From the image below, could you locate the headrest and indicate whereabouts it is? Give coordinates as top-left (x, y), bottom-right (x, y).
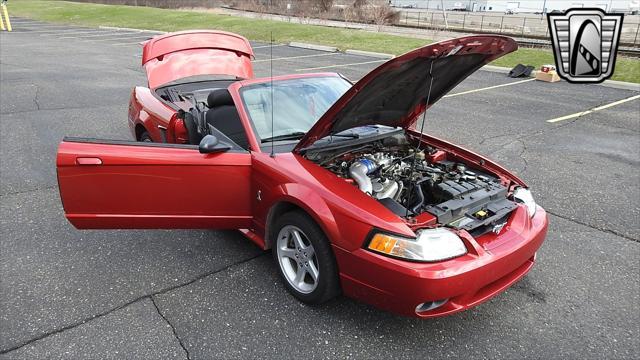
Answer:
top-left (207, 89), bottom-right (234, 108)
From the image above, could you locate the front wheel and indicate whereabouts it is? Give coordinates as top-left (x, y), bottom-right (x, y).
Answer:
top-left (140, 131), bottom-right (152, 142)
top-left (272, 211), bottom-right (340, 304)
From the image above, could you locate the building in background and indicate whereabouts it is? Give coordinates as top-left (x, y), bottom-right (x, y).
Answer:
top-left (391, 0), bottom-right (637, 13)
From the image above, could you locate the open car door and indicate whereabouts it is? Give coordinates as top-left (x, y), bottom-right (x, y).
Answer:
top-left (56, 138), bottom-right (251, 229)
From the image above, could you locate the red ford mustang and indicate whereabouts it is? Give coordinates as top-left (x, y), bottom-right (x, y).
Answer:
top-left (56, 30), bottom-right (548, 317)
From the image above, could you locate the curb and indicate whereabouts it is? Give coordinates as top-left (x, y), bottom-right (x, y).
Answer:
top-left (481, 65), bottom-right (512, 74)
top-left (480, 64), bottom-right (639, 91)
top-left (345, 49), bottom-right (395, 59)
top-left (601, 79), bottom-right (640, 91)
top-left (481, 64), bottom-right (539, 76)
top-left (288, 42), bottom-right (337, 52)
top-left (99, 26), bottom-right (166, 34)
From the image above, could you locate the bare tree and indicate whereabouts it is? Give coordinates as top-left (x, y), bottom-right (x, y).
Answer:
top-left (368, 1), bottom-right (399, 30)
top-left (317, 0), bottom-right (334, 12)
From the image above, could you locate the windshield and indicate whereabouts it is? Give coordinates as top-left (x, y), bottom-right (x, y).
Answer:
top-left (239, 76), bottom-right (351, 141)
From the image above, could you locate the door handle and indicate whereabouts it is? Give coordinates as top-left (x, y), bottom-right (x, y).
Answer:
top-left (76, 157), bottom-right (103, 165)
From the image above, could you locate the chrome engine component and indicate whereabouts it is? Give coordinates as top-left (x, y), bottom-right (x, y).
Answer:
top-left (323, 148), bottom-right (516, 233)
top-left (349, 158), bottom-right (376, 195)
top-left (309, 134), bottom-right (518, 236)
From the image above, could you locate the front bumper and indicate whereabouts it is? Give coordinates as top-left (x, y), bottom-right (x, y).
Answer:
top-left (334, 205), bottom-right (548, 317)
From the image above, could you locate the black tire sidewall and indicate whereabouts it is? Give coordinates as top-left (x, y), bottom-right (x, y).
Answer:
top-left (140, 132), bottom-right (152, 142)
top-left (272, 210), bottom-right (340, 304)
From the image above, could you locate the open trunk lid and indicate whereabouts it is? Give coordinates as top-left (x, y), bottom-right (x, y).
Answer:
top-left (142, 30), bottom-right (254, 89)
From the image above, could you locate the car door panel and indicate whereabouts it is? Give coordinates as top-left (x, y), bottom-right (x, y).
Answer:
top-left (57, 138), bottom-right (252, 229)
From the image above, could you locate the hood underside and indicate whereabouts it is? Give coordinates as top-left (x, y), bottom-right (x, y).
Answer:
top-left (294, 36), bottom-right (517, 152)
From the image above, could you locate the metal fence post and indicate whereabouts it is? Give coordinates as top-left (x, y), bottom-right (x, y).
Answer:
top-left (499, 16), bottom-right (504, 33)
top-left (417, 11), bottom-right (421, 27)
top-left (431, 12), bottom-right (434, 26)
top-left (480, 15), bottom-right (484, 30)
top-left (545, 22), bottom-right (549, 37)
top-left (522, 17), bottom-right (526, 35)
top-left (635, 23), bottom-right (639, 46)
top-left (405, 11), bottom-right (408, 25)
top-left (462, 13), bottom-right (466, 29)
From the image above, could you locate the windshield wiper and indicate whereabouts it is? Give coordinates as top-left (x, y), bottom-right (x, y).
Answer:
top-left (261, 132), bottom-right (306, 143)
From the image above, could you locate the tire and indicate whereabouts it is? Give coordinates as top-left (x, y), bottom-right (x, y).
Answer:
top-left (272, 210), bottom-right (340, 304)
top-left (140, 131), bottom-right (152, 142)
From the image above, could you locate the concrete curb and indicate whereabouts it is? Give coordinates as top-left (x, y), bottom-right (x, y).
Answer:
top-left (481, 65), bottom-right (512, 74)
top-left (480, 64), bottom-right (639, 91)
top-left (288, 42), bottom-right (337, 52)
top-left (345, 49), bottom-right (395, 59)
top-left (601, 79), bottom-right (640, 91)
top-left (99, 26), bottom-right (165, 34)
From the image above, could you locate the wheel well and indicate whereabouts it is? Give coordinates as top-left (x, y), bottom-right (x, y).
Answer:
top-left (135, 124), bottom-right (147, 141)
top-left (265, 201), bottom-right (304, 249)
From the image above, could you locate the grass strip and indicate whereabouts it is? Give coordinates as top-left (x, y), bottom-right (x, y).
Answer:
top-left (9, 0), bottom-right (640, 83)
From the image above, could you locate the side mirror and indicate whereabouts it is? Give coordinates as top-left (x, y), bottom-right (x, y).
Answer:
top-left (199, 135), bottom-right (230, 154)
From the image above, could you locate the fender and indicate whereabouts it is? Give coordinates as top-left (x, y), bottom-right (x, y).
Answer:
top-left (264, 183), bottom-right (342, 249)
top-left (131, 86), bottom-right (176, 142)
top-left (263, 182), bottom-right (399, 252)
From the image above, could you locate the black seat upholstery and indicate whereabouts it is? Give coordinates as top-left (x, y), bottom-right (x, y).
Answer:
top-left (206, 89), bottom-right (248, 149)
top-left (179, 110), bottom-right (202, 145)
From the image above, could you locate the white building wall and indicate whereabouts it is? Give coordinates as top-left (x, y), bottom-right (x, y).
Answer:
top-left (392, 0), bottom-right (633, 12)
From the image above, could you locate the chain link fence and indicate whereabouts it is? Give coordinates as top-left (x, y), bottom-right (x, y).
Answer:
top-left (398, 10), bottom-right (640, 46)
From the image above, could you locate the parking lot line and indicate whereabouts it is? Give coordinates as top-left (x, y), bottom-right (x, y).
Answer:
top-left (444, 78), bottom-right (536, 98)
top-left (39, 30), bottom-right (106, 36)
top-left (90, 34), bottom-right (154, 42)
top-left (295, 59), bottom-right (387, 71)
top-left (546, 94), bottom-right (640, 123)
top-left (253, 52), bottom-right (338, 63)
top-left (19, 28), bottom-right (97, 34)
top-left (113, 41), bottom-right (146, 46)
top-left (252, 44), bottom-right (286, 49)
top-left (58, 32), bottom-right (130, 39)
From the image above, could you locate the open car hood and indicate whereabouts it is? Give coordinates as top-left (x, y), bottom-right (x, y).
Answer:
top-left (293, 36), bottom-right (517, 152)
top-left (142, 30), bottom-right (254, 89)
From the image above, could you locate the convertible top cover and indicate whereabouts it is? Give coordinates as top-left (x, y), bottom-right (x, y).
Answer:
top-left (142, 30), bottom-right (255, 89)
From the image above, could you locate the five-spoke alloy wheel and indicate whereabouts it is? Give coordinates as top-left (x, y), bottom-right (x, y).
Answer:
top-left (272, 211), bottom-right (340, 304)
top-left (276, 225), bottom-right (319, 294)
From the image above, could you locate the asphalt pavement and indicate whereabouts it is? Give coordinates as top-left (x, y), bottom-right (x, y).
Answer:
top-left (1, 18), bottom-right (639, 359)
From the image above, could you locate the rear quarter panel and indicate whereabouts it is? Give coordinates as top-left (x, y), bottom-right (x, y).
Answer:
top-left (129, 87), bottom-right (175, 142)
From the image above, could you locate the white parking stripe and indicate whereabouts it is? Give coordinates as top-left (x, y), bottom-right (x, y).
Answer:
top-left (89, 34), bottom-right (154, 42)
top-left (39, 30), bottom-right (107, 36)
top-left (58, 32), bottom-right (138, 39)
top-left (444, 78), bottom-right (536, 98)
top-left (112, 41), bottom-right (146, 46)
top-left (295, 59), bottom-right (386, 71)
top-left (252, 44), bottom-right (286, 50)
top-left (15, 25), bottom-right (77, 31)
top-left (546, 95), bottom-right (640, 123)
top-left (253, 52), bottom-right (338, 63)
top-left (19, 28), bottom-right (97, 34)
top-left (17, 27), bottom-right (89, 32)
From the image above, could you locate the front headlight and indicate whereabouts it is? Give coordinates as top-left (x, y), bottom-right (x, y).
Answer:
top-left (513, 187), bottom-right (536, 218)
top-left (367, 228), bottom-right (467, 262)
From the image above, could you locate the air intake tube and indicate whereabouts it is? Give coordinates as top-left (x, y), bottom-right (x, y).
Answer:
top-left (349, 158), bottom-right (377, 195)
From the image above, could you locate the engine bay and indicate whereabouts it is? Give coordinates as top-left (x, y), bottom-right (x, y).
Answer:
top-left (305, 132), bottom-right (518, 236)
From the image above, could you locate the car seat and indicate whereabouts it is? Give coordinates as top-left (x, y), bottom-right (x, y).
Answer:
top-left (206, 89), bottom-right (248, 149)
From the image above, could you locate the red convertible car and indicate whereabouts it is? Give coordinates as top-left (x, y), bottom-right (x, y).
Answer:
top-left (56, 31), bottom-right (548, 317)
